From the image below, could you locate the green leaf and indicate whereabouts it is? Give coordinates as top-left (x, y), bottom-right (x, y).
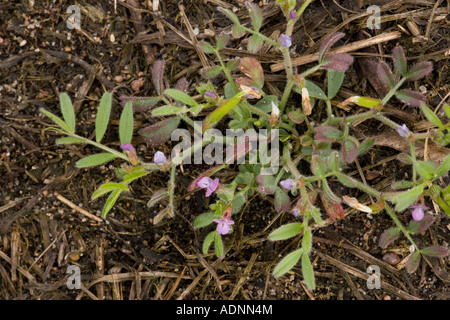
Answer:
top-left (420, 246), bottom-right (449, 258)
top-left (335, 172), bottom-right (357, 188)
top-left (406, 62), bottom-right (432, 81)
top-left (392, 180), bottom-right (415, 190)
top-left (311, 155), bottom-right (327, 176)
top-left (268, 223), bottom-right (303, 241)
top-left (119, 102), bottom-right (134, 145)
top-left (96, 92), bottom-right (113, 143)
top-left (273, 248), bottom-right (303, 278)
top-left (102, 188), bottom-right (123, 219)
top-left (194, 212), bottom-right (216, 229)
top-left (92, 182), bottom-right (129, 200)
top-left (216, 32), bottom-right (229, 51)
top-left (420, 104), bottom-right (444, 129)
top-left (302, 226), bottom-right (312, 254)
top-left (301, 254), bottom-right (315, 290)
top-left (151, 105), bottom-right (186, 116)
top-left (377, 61), bottom-right (395, 89)
top-left (246, 1), bottom-right (263, 31)
top-left (202, 231), bottom-right (216, 254)
top-left (322, 179), bottom-right (341, 203)
top-left (55, 137), bottom-right (85, 145)
top-left (123, 170), bottom-right (149, 184)
top-left (164, 89), bottom-right (198, 107)
top-left (202, 91), bottom-right (245, 133)
top-left (392, 46), bottom-right (407, 77)
top-left (274, 187), bottom-right (291, 212)
top-left (214, 232), bottom-right (224, 257)
top-left (232, 24), bottom-right (246, 38)
top-left (378, 227), bottom-right (401, 249)
top-left (40, 108), bottom-right (73, 134)
top-left (304, 81), bottom-right (327, 100)
top-left (357, 138), bottom-right (374, 156)
top-left (414, 161), bottom-right (438, 180)
top-left (59, 93), bottom-right (76, 133)
top-left (328, 151), bottom-right (340, 171)
top-left (436, 153), bottom-right (450, 178)
top-left (76, 153), bottom-right (117, 168)
top-left (406, 251), bottom-right (421, 273)
top-left (139, 117), bottom-right (181, 146)
top-left (387, 183), bottom-right (425, 212)
top-left (247, 34), bottom-right (264, 53)
top-left (407, 215), bottom-right (436, 234)
top-left (327, 70), bottom-right (345, 99)
top-left (314, 125), bottom-right (343, 142)
top-left (395, 90), bottom-right (426, 107)
top-left (147, 189), bottom-right (169, 209)
top-left (218, 7), bottom-right (241, 25)
top-left (197, 41), bottom-right (216, 54)
top-left (239, 57), bottom-right (265, 89)
top-left (444, 104), bottom-right (450, 118)
top-left (200, 66), bottom-right (223, 79)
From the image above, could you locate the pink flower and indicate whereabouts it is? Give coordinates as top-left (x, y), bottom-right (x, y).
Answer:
top-left (197, 177), bottom-right (219, 197)
top-left (213, 217), bottom-right (235, 235)
top-left (410, 204), bottom-right (429, 221)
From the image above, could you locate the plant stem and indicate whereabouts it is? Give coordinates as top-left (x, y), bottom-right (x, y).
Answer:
top-left (384, 203), bottom-right (419, 251)
top-left (73, 134), bottom-right (129, 161)
top-left (167, 164), bottom-right (176, 217)
top-left (216, 49), bottom-right (239, 92)
top-left (410, 142), bottom-right (417, 183)
top-left (241, 26), bottom-right (280, 48)
top-left (382, 78), bottom-right (406, 105)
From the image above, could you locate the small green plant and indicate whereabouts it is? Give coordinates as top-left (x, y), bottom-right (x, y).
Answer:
top-left (41, 0), bottom-right (449, 291)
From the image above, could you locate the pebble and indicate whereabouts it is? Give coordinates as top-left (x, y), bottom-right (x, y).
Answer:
top-left (114, 75), bottom-right (124, 83)
top-left (19, 39), bottom-right (27, 47)
top-left (382, 252), bottom-right (401, 266)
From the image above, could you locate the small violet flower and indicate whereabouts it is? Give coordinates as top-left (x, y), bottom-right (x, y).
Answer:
top-left (280, 178), bottom-right (294, 190)
top-left (292, 208), bottom-right (300, 217)
top-left (280, 34), bottom-right (292, 48)
top-left (213, 205), bottom-right (234, 235)
top-left (409, 204), bottom-right (429, 221)
top-left (154, 151), bottom-right (167, 165)
top-left (397, 124), bottom-right (409, 137)
top-left (289, 9), bottom-right (297, 19)
top-left (204, 91), bottom-right (216, 99)
top-left (213, 217), bottom-right (234, 235)
top-left (197, 177), bottom-right (219, 197)
top-left (121, 143), bottom-right (138, 166)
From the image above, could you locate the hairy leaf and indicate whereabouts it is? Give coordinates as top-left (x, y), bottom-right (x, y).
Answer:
top-left (379, 227), bottom-right (401, 249)
top-left (269, 223), bottom-right (303, 241)
top-left (95, 92), bottom-right (113, 143)
top-left (273, 248), bottom-right (303, 278)
top-left (139, 117), bottom-right (180, 146)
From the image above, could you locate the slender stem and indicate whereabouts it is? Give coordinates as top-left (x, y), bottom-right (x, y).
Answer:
top-left (279, 81), bottom-right (295, 112)
top-left (384, 204), bottom-right (419, 251)
top-left (299, 65), bottom-right (321, 78)
top-left (296, 0), bottom-right (315, 17)
top-left (241, 26), bottom-right (280, 48)
top-left (326, 99), bottom-right (333, 119)
top-left (168, 164), bottom-right (176, 217)
top-left (216, 49), bottom-right (238, 92)
top-left (382, 78), bottom-right (406, 105)
top-left (410, 142), bottom-right (417, 183)
top-left (325, 110), bottom-right (375, 125)
top-left (73, 134), bottom-right (129, 161)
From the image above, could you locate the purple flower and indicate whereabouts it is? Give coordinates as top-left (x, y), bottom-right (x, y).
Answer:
top-left (213, 217), bottom-right (235, 235)
top-left (280, 178), bottom-right (294, 190)
top-left (204, 91), bottom-right (216, 98)
top-left (289, 9), bottom-right (297, 19)
top-left (121, 143), bottom-right (138, 165)
top-left (292, 208), bottom-right (300, 217)
top-left (397, 124), bottom-right (409, 137)
top-left (120, 143), bottom-right (135, 153)
top-left (197, 177), bottom-right (219, 197)
top-left (280, 34), bottom-right (292, 48)
top-left (410, 204), bottom-right (429, 221)
top-left (154, 151), bottom-right (167, 164)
